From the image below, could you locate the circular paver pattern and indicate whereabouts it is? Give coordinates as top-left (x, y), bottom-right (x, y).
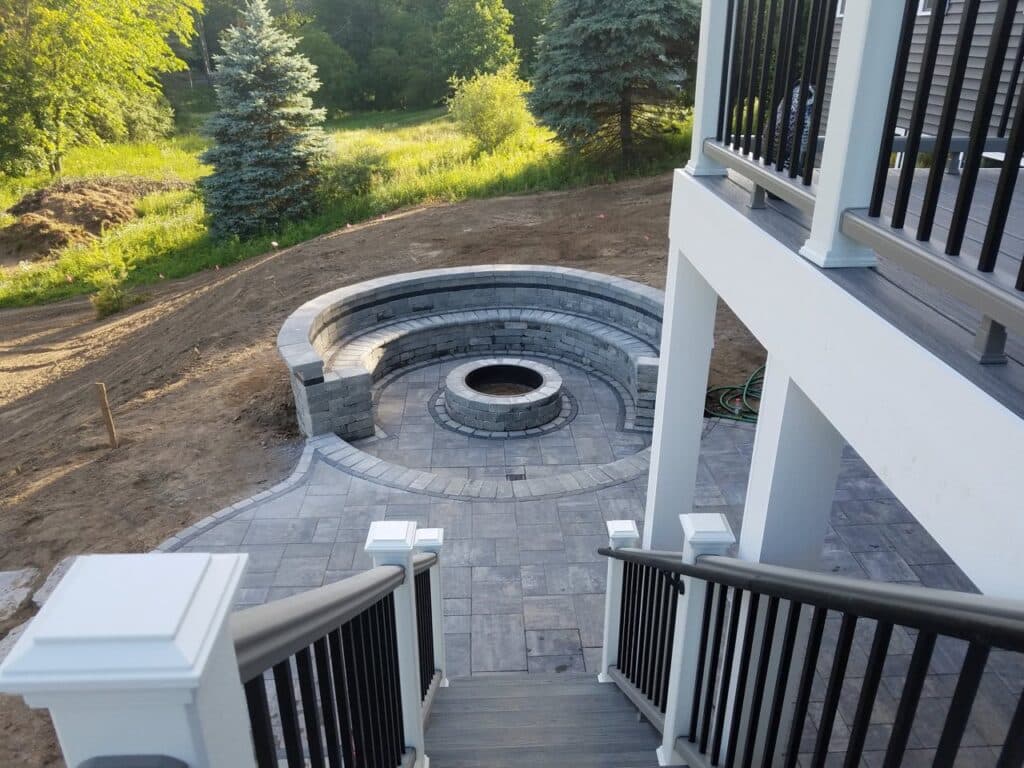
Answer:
top-left (444, 358), bottom-right (563, 433)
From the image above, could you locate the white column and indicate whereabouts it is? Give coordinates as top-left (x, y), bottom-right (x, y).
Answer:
top-left (366, 521), bottom-right (429, 768)
top-left (415, 527), bottom-right (449, 689)
top-left (799, 0), bottom-right (907, 268)
top-left (598, 520), bottom-right (641, 683)
top-left (658, 513), bottom-right (736, 767)
top-left (644, 245), bottom-right (719, 550)
top-left (685, 0), bottom-right (733, 177)
top-left (0, 553), bottom-right (254, 768)
top-left (739, 356), bottom-right (843, 569)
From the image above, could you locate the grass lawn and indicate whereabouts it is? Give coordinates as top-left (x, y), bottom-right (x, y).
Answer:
top-left (0, 109), bottom-right (690, 308)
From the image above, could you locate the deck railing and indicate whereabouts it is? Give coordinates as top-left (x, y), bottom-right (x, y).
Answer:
top-left (599, 514), bottom-right (1024, 768)
top-left (714, 0), bottom-right (838, 194)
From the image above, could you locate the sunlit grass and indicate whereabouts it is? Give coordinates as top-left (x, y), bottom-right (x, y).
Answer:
top-left (0, 109), bottom-right (690, 308)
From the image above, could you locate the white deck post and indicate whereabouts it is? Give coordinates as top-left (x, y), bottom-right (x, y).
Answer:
top-left (658, 513), bottom-right (736, 767)
top-left (415, 527), bottom-right (449, 689)
top-left (366, 520), bottom-right (429, 768)
top-left (644, 240), bottom-right (719, 549)
top-left (598, 520), bottom-right (641, 683)
top-left (0, 553), bottom-right (255, 768)
top-left (686, 0), bottom-right (732, 177)
top-left (798, 0), bottom-right (907, 268)
top-left (739, 356), bottom-right (844, 569)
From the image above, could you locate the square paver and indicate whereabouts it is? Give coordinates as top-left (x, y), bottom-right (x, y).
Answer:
top-left (472, 614), bottom-right (526, 672)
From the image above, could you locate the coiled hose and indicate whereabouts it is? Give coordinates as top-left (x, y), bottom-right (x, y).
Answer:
top-left (704, 365), bottom-right (764, 423)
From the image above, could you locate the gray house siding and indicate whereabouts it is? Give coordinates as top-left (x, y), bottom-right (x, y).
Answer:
top-left (823, 2), bottom-right (1023, 140)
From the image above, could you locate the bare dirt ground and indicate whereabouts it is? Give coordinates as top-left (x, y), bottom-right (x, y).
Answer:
top-left (0, 173), bottom-right (765, 766)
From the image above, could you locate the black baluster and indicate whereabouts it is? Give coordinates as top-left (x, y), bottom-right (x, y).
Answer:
top-left (296, 647), bottom-right (327, 768)
top-left (980, 82), bottom-right (1024, 272)
top-left (882, 631), bottom-right (935, 768)
top-left (995, 686), bottom-right (1024, 767)
top-left (718, 0), bottom-right (738, 142)
top-left (1000, 31), bottom-right (1024, 138)
top-left (313, 637), bottom-right (343, 768)
top-left (869, 0), bottom-right (918, 217)
top-left (700, 584), bottom-right (730, 753)
top-left (917, 0), bottom-right (981, 240)
top-left (754, 0), bottom-right (781, 160)
top-left (711, 589), bottom-right (745, 764)
top-left (373, 601), bottom-right (397, 768)
top-left (810, 614), bottom-right (857, 767)
top-left (385, 593), bottom-right (406, 760)
top-left (933, 643), bottom-right (991, 768)
top-left (734, 0), bottom-right (757, 150)
top-left (762, 601), bottom-right (801, 768)
top-left (782, 605), bottom-right (827, 768)
top-left (341, 621), bottom-right (368, 766)
top-left (274, 659), bottom-right (306, 767)
top-left (775, 0), bottom-right (805, 173)
top-left (843, 622), bottom-right (893, 768)
top-left (947, 0), bottom-right (1021, 257)
top-left (800, 0), bottom-right (839, 185)
top-left (788, 0), bottom-right (823, 179)
top-left (327, 630), bottom-right (357, 767)
top-left (690, 582), bottom-right (716, 743)
top-left (891, 0), bottom-right (948, 228)
top-left (740, 596), bottom-right (780, 768)
top-left (244, 676), bottom-right (278, 768)
top-left (724, 592), bottom-right (761, 768)
top-left (728, 0), bottom-right (749, 146)
top-left (742, 0), bottom-right (767, 156)
top-left (660, 578), bottom-right (678, 713)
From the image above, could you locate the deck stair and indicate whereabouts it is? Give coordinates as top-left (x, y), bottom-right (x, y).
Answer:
top-left (424, 673), bottom-right (663, 768)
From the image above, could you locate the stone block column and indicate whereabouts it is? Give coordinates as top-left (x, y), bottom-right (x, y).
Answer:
top-left (0, 553), bottom-right (255, 768)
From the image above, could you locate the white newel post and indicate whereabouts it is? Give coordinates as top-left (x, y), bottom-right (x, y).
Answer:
top-left (0, 553), bottom-right (255, 768)
top-left (685, 0), bottom-right (733, 177)
top-left (798, 0), bottom-right (907, 268)
top-left (598, 520), bottom-right (641, 683)
top-left (366, 521), bottom-right (429, 768)
top-left (658, 513), bottom-right (736, 768)
top-left (415, 527), bottom-right (449, 689)
top-left (644, 242), bottom-right (719, 550)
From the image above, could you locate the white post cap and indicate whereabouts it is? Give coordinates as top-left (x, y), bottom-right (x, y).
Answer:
top-left (0, 553), bottom-right (247, 696)
top-left (680, 513), bottom-right (736, 563)
top-left (365, 520), bottom-right (417, 567)
top-left (414, 527), bottom-right (444, 553)
top-left (606, 520), bottom-right (641, 549)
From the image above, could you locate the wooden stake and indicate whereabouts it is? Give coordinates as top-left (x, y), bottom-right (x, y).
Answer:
top-left (94, 382), bottom-right (119, 448)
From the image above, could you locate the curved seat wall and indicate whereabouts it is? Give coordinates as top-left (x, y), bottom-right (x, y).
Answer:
top-left (277, 267), bottom-right (664, 439)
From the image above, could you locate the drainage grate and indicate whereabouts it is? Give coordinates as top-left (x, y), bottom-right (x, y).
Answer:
top-left (506, 472), bottom-right (527, 481)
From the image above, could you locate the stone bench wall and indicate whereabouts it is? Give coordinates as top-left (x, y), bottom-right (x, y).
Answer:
top-left (278, 267), bottom-right (664, 439)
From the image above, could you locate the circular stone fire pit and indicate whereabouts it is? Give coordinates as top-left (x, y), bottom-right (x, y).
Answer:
top-left (444, 358), bottom-right (563, 432)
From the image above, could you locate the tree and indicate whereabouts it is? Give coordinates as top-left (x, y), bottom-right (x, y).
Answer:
top-left (200, 0), bottom-right (328, 238)
top-left (530, 0), bottom-right (700, 162)
top-left (448, 67), bottom-right (534, 151)
top-left (438, 0), bottom-right (519, 81)
top-left (504, 0), bottom-right (554, 74)
top-left (297, 26), bottom-right (358, 113)
top-left (0, 0), bottom-right (201, 176)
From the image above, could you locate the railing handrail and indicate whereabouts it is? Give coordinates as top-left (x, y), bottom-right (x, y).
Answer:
top-left (413, 551), bottom-right (438, 575)
top-left (599, 546), bottom-right (1024, 651)
top-left (231, 565), bottom-right (405, 681)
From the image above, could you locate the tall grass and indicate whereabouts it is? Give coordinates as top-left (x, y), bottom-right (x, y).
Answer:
top-left (0, 109), bottom-right (690, 308)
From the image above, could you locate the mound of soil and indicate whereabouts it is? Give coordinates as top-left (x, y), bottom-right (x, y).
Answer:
top-left (0, 177), bottom-right (189, 266)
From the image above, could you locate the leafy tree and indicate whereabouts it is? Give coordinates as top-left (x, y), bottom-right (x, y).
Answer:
top-left (200, 0), bottom-right (328, 238)
top-left (438, 0), bottom-right (519, 80)
top-left (505, 0), bottom-right (554, 74)
top-left (297, 26), bottom-right (358, 113)
top-left (530, 0), bottom-right (700, 162)
top-left (0, 0), bottom-right (201, 176)
top-left (448, 67), bottom-right (533, 151)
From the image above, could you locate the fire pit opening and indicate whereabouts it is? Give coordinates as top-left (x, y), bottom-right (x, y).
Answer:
top-left (465, 364), bottom-right (544, 396)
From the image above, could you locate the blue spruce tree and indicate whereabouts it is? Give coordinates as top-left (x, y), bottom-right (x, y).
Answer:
top-left (201, 0), bottom-right (328, 238)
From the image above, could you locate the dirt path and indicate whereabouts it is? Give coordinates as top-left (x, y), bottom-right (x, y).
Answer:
top-left (0, 173), bottom-right (765, 766)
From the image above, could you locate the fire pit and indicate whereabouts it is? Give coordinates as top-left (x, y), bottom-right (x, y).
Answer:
top-left (444, 358), bottom-right (563, 432)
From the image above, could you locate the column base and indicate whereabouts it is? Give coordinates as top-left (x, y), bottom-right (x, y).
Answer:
top-left (440, 677), bottom-right (450, 688)
top-left (799, 238), bottom-right (878, 269)
top-left (656, 744), bottom-right (683, 766)
top-left (685, 158), bottom-right (729, 178)
top-left (597, 672), bottom-right (613, 684)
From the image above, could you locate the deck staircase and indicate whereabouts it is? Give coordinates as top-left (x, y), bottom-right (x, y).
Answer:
top-left (424, 673), bottom-right (662, 768)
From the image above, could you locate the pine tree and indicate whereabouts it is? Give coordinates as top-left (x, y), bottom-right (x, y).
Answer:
top-left (438, 0), bottom-right (519, 80)
top-left (530, 0), bottom-right (699, 162)
top-left (201, 0), bottom-right (328, 238)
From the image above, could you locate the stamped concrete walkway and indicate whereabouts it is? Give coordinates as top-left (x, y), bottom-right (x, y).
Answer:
top-left (161, 354), bottom-right (1022, 764)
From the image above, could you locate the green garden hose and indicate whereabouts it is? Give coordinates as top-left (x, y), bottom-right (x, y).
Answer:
top-left (705, 365), bottom-right (764, 423)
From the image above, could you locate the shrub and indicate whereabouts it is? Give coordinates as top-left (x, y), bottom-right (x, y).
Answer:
top-left (90, 265), bottom-right (145, 318)
top-left (448, 68), bottom-right (533, 151)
